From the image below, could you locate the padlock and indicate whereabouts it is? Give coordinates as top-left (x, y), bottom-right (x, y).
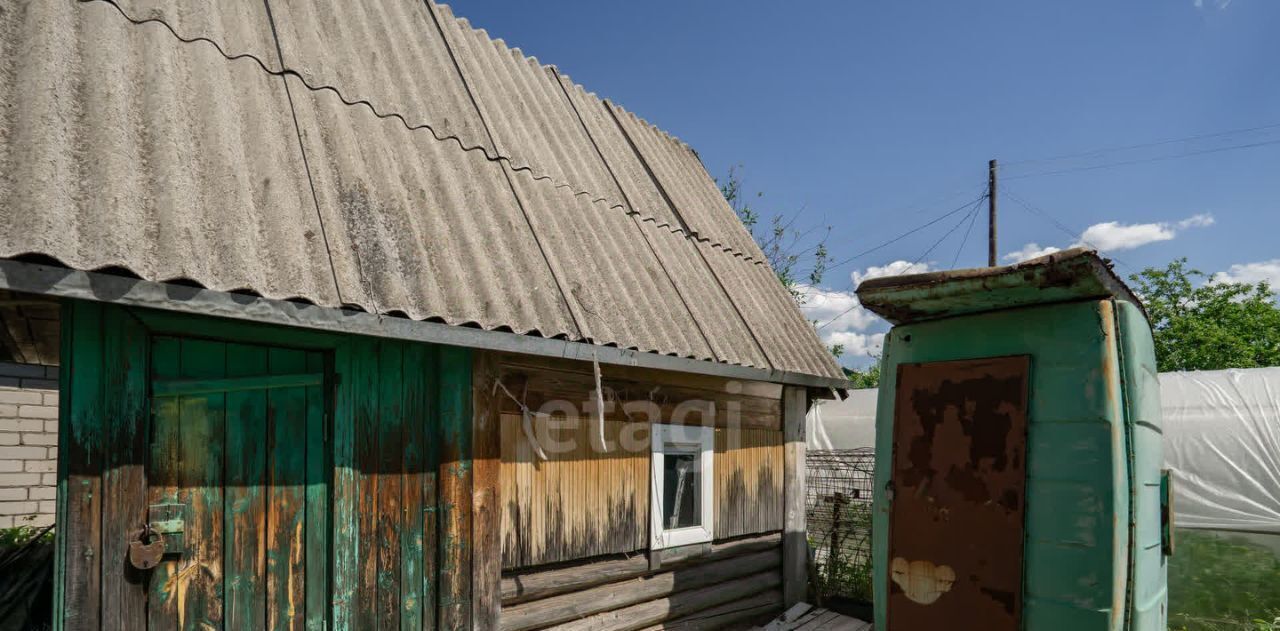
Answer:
top-left (128, 524), bottom-right (166, 570)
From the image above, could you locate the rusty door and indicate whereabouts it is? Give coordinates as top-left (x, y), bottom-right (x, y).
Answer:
top-left (887, 356), bottom-right (1030, 630)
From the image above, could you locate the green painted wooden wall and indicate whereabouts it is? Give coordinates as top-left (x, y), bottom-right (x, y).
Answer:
top-left (53, 300), bottom-right (477, 630)
top-left (871, 299), bottom-right (1163, 630)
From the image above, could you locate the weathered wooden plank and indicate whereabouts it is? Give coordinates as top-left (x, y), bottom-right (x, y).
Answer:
top-left (153, 372), bottom-right (324, 397)
top-left (493, 354), bottom-right (783, 401)
top-left (180, 338), bottom-right (228, 628)
top-left (500, 549), bottom-right (781, 631)
top-left (351, 341), bottom-right (381, 629)
top-left (331, 342), bottom-right (358, 629)
top-left (60, 301), bottom-right (103, 631)
top-left (304, 351), bottom-right (328, 631)
top-left (716, 428), bottom-right (785, 540)
top-left (132, 308), bottom-right (343, 349)
top-left (100, 306), bottom-right (149, 630)
top-left (635, 589), bottom-right (783, 631)
top-left (53, 302), bottom-right (71, 631)
top-left (794, 610), bottom-right (844, 631)
top-left (401, 343), bottom-right (429, 631)
top-left (438, 345), bottom-right (473, 630)
top-left (501, 554), bottom-right (647, 606)
top-left (267, 347), bottom-right (308, 631)
top-left (472, 352), bottom-right (502, 631)
top-left (376, 342), bottom-right (405, 630)
top-left (765, 604), bottom-right (823, 631)
top-left (493, 366), bottom-right (782, 431)
top-left (497, 413), bottom-right (649, 568)
top-left (552, 570), bottom-right (783, 631)
top-left (499, 527), bottom-right (778, 604)
top-left (420, 345), bottom-right (441, 631)
top-left (782, 386), bottom-right (808, 608)
top-left (512, 413), bottom-right (533, 569)
top-left (147, 336), bottom-right (182, 631)
top-left (499, 414), bottom-right (521, 569)
top-left (223, 343), bottom-right (269, 631)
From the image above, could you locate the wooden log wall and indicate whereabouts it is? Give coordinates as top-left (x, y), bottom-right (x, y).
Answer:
top-left (498, 534), bottom-right (785, 631)
top-left (492, 355), bottom-right (785, 569)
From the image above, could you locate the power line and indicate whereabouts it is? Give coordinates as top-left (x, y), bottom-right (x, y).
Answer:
top-left (826, 193), bottom-right (988, 270)
top-left (914, 203), bottom-right (981, 267)
top-left (1002, 121), bottom-right (1280, 167)
top-left (1005, 137), bottom-right (1280, 180)
top-left (817, 197), bottom-right (986, 331)
top-left (951, 201), bottom-right (983, 269)
top-left (999, 186), bottom-right (1134, 271)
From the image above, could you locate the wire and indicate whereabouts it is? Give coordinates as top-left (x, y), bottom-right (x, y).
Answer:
top-left (1000, 186), bottom-right (1080, 242)
top-left (999, 186), bottom-right (1133, 271)
top-left (816, 197), bottom-right (986, 331)
top-left (826, 193), bottom-right (988, 270)
top-left (1005, 137), bottom-right (1280, 180)
top-left (951, 200), bottom-right (983, 269)
top-left (913, 203), bottom-right (981, 266)
top-left (1002, 121), bottom-right (1280, 167)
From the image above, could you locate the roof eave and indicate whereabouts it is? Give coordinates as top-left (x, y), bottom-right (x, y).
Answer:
top-left (0, 259), bottom-right (853, 391)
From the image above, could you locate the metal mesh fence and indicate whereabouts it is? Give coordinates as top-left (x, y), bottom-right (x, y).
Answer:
top-left (807, 448), bottom-right (876, 604)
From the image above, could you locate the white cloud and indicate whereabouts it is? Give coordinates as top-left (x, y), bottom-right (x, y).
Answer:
top-left (1210, 260), bottom-right (1280, 287)
top-left (850, 260), bottom-right (933, 286)
top-left (799, 284), bottom-right (880, 334)
top-left (1194, 0), bottom-right (1233, 10)
top-left (1177, 213), bottom-right (1216, 230)
top-left (1002, 243), bottom-right (1062, 264)
top-left (1072, 213), bottom-right (1214, 252)
top-left (1075, 221), bottom-right (1176, 251)
top-left (801, 260), bottom-right (935, 363)
top-left (826, 331), bottom-right (886, 359)
top-left (1005, 213), bottom-right (1213, 263)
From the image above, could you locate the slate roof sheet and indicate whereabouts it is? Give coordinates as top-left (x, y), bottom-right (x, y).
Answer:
top-left (0, 0), bottom-right (842, 380)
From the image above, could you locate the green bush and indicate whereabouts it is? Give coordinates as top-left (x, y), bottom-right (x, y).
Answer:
top-left (0, 523), bottom-right (53, 547)
top-left (810, 500), bottom-right (874, 603)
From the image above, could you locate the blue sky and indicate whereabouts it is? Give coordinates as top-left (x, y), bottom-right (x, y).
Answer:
top-left (451, 0), bottom-right (1280, 367)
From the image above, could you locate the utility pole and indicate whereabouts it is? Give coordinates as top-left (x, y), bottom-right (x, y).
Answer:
top-left (988, 159), bottom-right (998, 266)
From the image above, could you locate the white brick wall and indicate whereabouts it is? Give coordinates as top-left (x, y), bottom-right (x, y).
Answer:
top-left (0, 361), bottom-right (58, 528)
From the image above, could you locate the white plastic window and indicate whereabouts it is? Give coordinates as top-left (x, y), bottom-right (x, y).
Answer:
top-left (650, 423), bottom-right (714, 549)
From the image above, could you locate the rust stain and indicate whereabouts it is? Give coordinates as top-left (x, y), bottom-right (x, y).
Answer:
top-left (1098, 300), bottom-right (1129, 630)
top-left (888, 356), bottom-right (1030, 631)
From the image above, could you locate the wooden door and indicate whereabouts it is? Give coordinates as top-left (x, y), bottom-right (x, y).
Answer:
top-left (146, 337), bottom-right (329, 630)
top-left (887, 356), bottom-right (1030, 631)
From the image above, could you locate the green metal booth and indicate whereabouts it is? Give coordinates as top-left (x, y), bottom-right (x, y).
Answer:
top-left (856, 248), bottom-right (1170, 631)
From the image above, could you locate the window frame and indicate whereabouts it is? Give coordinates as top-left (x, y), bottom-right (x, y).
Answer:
top-left (650, 423), bottom-right (715, 549)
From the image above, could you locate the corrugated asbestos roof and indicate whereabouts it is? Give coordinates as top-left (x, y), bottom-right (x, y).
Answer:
top-left (0, 0), bottom-right (843, 380)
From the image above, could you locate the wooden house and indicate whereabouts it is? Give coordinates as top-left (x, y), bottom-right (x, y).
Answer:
top-left (0, 0), bottom-right (849, 629)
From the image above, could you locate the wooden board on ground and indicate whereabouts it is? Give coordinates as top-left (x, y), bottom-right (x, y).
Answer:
top-left (756, 603), bottom-right (872, 631)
